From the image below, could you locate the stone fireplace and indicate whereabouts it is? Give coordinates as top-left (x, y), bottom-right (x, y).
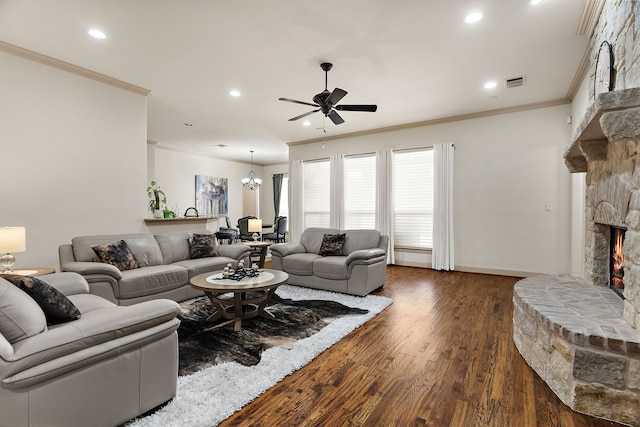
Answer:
top-left (513, 88), bottom-right (640, 426)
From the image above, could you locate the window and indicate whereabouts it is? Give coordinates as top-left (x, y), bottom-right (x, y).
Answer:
top-left (303, 160), bottom-right (330, 228)
top-left (344, 154), bottom-right (376, 229)
top-left (278, 176), bottom-right (289, 218)
top-left (393, 149), bottom-right (434, 248)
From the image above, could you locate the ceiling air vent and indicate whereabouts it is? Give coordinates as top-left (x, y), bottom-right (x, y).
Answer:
top-left (505, 76), bottom-right (525, 88)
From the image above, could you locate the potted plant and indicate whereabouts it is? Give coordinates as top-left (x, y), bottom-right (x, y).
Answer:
top-left (147, 180), bottom-right (167, 218)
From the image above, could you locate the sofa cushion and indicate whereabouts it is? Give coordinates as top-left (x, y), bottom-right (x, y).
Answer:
top-left (318, 233), bottom-right (346, 256)
top-left (3, 275), bottom-right (81, 325)
top-left (342, 229), bottom-right (382, 254)
top-left (117, 265), bottom-right (189, 299)
top-left (282, 253), bottom-right (323, 276)
top-left (300, 228), bottom-right (340, 254)
top-left (155, 230), bottom-right (217, 264)
top-left (72, 234), bottom-right (163, 267)
top-left (92, 240), bottom-right (141, 271)
top-left (173, 256), bottom-right (238, 279)
top-left (189, 234), bottom-right (218, 259)
top-left (0, 278), bottom-right (47, 343)
top-left (313, 256), bottom-right (349, 280)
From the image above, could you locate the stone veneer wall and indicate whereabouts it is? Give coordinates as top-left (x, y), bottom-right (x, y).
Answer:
top-left (513, 275), bottom-right (640, 426)
top-left (589, 0), bottom-right (640, 102)
top-left (512, 2), bottom-right (640, 425)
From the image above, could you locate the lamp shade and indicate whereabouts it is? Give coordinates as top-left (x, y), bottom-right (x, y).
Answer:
top-left (0, 227), bottom-right (26, 253)
top-left (248, 219), bottom-right (262, 233)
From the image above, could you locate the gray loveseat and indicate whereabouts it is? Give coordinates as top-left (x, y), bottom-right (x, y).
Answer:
top-left (59, 230), bottom-right (250, 305)
top-left (270, 228), bottom-right (388, 296)
top-left (0, 272), bottom-right (180, 427)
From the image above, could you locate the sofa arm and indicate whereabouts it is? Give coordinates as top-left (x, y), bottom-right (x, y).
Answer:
top-left (217, 244), bottom-right (251, 261)
top-left (37, 272), bottom-right (90, 296)
top-left (346, 248), bottom-right (386, 265)
top-left (2, 299), bottom-right (181, 388)
top-left (61, 261), bottom-right (123, 280)
top-left (270, 243), bottom-right (306, 258)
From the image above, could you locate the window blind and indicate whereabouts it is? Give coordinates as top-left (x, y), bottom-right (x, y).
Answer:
top-left (303, 160), bottom-right (330, 228)
top-left (344, 154), bottom-right (376, 229)
top-left (392, 149), bottom-right (434, 248)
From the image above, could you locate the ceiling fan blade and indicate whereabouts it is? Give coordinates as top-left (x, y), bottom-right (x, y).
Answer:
top-left (289, 109), bottom-right (320, 121)
top-left (326, 88), bottom-right (347, 106)
top-left (327, 110), bottom-right (345, 125)
top-left (335, 104), bottom-right (377, 112)
top-left (279, 97), bottom-right (319, 108)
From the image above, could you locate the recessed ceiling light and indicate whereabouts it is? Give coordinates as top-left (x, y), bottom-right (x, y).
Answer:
top-left (529, 0), bottom-right (542, 5)
top-left (88, 29), bottom-right (106, 40)
top-left (484, 81), bottom-right (497, 89)
top-left (230, 90), bottom-right (241, 97)
top-left (465, 12), bottom-right (483, 24)
top-left (303, 121), bottom-right (311, 126)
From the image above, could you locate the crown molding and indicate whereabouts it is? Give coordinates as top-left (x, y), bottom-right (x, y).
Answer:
top-left (0, 40), bottom-right (150, 96)
top-left (577, 0), bottom-right (605, 37)
top-left (287, 98), bottom-right (571, 147)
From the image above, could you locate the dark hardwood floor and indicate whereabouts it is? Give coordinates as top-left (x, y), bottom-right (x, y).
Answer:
top-left (220, 265), bottom-right (623, 427)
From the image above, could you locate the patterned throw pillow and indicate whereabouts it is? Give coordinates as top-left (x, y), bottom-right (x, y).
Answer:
top-left (4, 274), bottom-right (81, 325)
top-left (189, 233), bottom-right (219, 259)
top-left (318, 233), bottom-right (347, 256)
top-left (91, 240), bottom-right (140, 271)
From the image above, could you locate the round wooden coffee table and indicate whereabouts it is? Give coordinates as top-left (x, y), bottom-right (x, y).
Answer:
top-left (190, 269), bottom-right (289, 331)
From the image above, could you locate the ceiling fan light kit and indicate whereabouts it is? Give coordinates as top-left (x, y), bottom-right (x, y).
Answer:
top-left (279, 62), bottom-right (377, 125)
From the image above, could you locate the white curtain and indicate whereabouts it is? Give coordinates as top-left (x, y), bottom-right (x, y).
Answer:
top-left (290, 160), bottom-right (304, 243)
top-left (375, 149), bottom-right (394, 264)
top-left (433, 143), bottom-right (455, 270)
top-left (330, 154), bottom-right (344, 229)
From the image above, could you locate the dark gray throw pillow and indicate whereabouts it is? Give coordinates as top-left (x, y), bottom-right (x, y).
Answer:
top-left (318, 233), bottom-right (346, 256)
top-left (189, 233), bottom-right (219, 259)
top-left (92, 239), bottom-right (140, 271)
top-left (4, 274), bottom-right (81, 325)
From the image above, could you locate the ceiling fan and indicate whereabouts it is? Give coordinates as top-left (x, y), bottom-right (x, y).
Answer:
top-left (278, 62), bottom-right (377, 125)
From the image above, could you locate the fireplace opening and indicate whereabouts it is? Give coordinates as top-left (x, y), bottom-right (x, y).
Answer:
top-left (610, 226), bottom-right (626, 298)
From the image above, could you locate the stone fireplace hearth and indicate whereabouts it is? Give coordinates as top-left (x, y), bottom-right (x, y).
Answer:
top-left (513, 88), bottom-right (640, 426)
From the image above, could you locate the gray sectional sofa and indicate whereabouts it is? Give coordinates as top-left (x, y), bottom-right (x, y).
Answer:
top-left (270, 228), bottom-right (388, 296)
top-left (59, 230), bottom-right (251, 305)
top-left (0, 272), bottom-right (181, 427)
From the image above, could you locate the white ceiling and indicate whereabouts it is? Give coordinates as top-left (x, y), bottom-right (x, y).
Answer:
top-left (0, 0), bottom-right (589, 165)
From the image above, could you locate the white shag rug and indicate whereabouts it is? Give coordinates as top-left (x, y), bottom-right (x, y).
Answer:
top-left (127, 285), bottom-right (392, 427)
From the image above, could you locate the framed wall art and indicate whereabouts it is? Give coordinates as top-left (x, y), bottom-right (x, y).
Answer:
top-left (195, 175), bottom-right (228, 215)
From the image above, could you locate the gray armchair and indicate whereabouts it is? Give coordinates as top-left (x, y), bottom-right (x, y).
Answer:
top-left (0, 272), bottom-right (181, 427)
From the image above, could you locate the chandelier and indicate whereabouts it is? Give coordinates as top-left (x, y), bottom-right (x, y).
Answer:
top-left (241, 150), bottom-right (262, 191)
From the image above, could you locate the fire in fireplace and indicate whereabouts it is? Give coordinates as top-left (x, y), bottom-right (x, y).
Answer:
top-left (610, 226), bottom-right (625, 297)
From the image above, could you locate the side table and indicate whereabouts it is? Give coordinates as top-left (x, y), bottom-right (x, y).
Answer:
top-left (0, 267), bottom-right (55, 277)
top-left (241, 241), bottom-right (272, 268)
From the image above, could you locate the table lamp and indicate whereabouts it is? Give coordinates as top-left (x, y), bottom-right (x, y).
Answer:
top-left (0, 226), bottom-right (26, 273)
top-left (248, 219), bottom-right (262, 241)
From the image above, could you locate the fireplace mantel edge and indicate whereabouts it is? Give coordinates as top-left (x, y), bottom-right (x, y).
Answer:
top-left (564, 88), bottom-right (640, 173)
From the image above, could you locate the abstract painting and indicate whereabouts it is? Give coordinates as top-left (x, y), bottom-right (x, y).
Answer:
top-left (195, 175), bottom-right (228, 215)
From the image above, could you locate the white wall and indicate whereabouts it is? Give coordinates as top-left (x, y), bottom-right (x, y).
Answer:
top-left (148, 146), bottom-right (290, 230)
top-left (0, 51), bottom-right (148, 270)
top-left (289, 104), bottom-right (574, 276)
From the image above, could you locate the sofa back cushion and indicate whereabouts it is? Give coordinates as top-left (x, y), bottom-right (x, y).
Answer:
top-left (342, 230), bottom-right (382, 254)
top-left (0, 278), bottom-right (47, 343)
top-left (300, 228), bottom-right (340, 254)
top-left (72, 234), bottom-right (163, 267)
top-left (155, 230), bottom-right (215, 264)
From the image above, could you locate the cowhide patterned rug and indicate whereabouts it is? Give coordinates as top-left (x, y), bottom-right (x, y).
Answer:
top-left (178, 290), bottom-right (368, 375)
top-left (126, 285), bottom-right (392, 427)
